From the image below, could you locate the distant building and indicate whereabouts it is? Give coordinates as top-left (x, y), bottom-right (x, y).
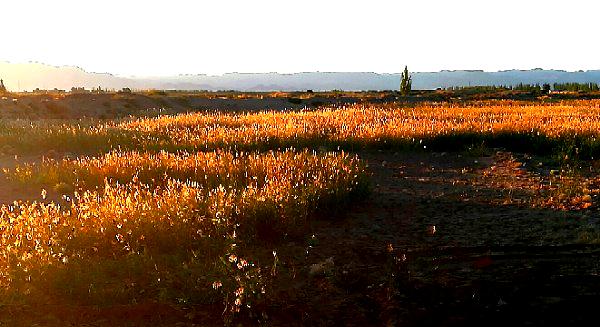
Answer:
top-left (33, 88), bottom-right (66, 95)
top-left (71, 87), bottom-right (89, 94)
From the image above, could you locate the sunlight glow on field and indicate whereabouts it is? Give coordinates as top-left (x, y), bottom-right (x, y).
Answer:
top-left (2, 100), bottom-right (600, 321)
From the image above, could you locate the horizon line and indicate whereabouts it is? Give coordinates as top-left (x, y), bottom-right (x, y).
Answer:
top-left (2, 60), bottom-right (600, 79)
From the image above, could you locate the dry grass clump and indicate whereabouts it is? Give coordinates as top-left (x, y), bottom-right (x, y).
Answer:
top-left (119, 101), bottom-right (600, 155)
top-left (0, 149), bottom-right (367, 312)
top-left (0, 120), bottom-right (136, 155)
top-left (3, 100), bottom-right (600, 156)
top-left (7, 149), bottom-right (364, 192)
top-left (475, 152), bottom-right (599, 210)
top-left (122, 101), bottom-right (600, 140)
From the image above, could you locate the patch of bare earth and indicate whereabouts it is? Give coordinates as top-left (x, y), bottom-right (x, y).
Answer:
top-left (265, 151), bottom-right (600, 326)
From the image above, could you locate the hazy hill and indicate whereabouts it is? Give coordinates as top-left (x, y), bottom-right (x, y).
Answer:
top-left (1, 62), bottom-right (600, 91)
top-left (0, 62), bottom-right (134, 91)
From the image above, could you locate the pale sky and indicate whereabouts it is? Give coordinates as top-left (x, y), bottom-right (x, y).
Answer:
top-left (1, 0), bottom-right (599, 77)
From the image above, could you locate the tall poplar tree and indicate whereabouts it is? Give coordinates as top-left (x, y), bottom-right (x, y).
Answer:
top-left (400, 66), bottom-right (412, 95)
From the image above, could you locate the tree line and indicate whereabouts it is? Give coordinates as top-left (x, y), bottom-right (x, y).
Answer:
top-left (445, 82), bottom-right (600, 93)
top-left (399, 67), bottom-right (600, 94)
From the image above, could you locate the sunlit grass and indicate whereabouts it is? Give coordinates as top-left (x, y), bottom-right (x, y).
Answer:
top-left (4, 101), bottom-right (600, 156)
top-left (3, 100), bottom-right (600, 321)
top-left (0, 149), bottom-right (367, 313)
top-left (120, 101), bottom-right (600, 155)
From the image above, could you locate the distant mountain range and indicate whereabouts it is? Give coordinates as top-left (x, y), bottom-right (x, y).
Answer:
top-left (1, 62), bottom-right (600, 92)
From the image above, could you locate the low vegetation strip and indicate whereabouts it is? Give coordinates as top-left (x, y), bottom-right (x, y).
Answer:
top-left (0, 149), bottom-right (367, 315)
top-left (3, 101), bottom-right (600, 157)
top-left (6, 149), bottom-right (366, 191)
top-left (119, 102), bottom-right (600, 156)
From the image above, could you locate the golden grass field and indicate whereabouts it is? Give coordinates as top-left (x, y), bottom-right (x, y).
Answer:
top-left (1, 99), bottom-right (600, 325)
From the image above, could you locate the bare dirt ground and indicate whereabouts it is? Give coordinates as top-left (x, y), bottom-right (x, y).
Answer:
top-left (265, 151), bottom-right (599, 326)
top-left (0, 150), bottom-right (598, 326)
